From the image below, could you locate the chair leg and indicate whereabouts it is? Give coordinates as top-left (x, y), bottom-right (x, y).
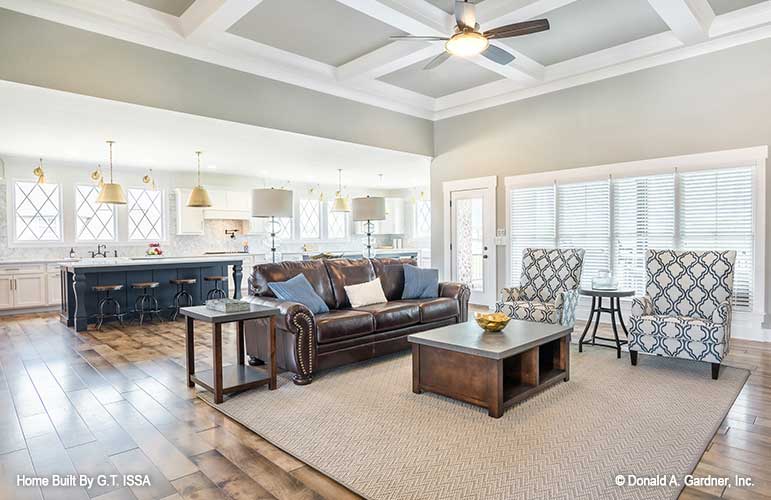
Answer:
top-left (630, 350), bottom-right (638, 366)
top-left (712, 362), bottom-right (720, 380)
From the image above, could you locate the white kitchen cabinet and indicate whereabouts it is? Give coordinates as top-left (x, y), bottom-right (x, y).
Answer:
top-left (14, 275), bottom-right (46, 308)
top-left (0, 278), bottom-right (12, 310)
top-left (246, 217), bottom-right (265, 235)
top-left (47, 272), bottom-right (62, 305)
top-left (176, 189), bottom-right (205, 235)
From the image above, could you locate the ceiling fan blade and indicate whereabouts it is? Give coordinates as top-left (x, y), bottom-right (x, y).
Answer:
top-left (424, 51), bottom-right (451, 70)
top-left (485, 19), bottom-right (550, 39)
top-left (390, 35), bottom-right (449, 41)
top-left (455, 0), bottom-right (477, 30)
top-left (481, 44), bottom-right (515, 65)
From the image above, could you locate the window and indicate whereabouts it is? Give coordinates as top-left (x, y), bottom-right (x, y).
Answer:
top-left (415, 199), bottom-right (431, 237)
top-left (271, 217), bottom-right (292, 240)
top-left (557, 180), bottom-right (610, 289)
top-left (327, 201), bottom-right (349, 239)
top-left (508, 165), bottom-right (756, 311)
top-left (128, 188), bottom-right (164, 240)
top-left (679, 167), bottom-right (754, 310)
top-left (509, 185), bottom-right (555, 284)
top-left (613, 174), bottom-right (675, 294)
top-left (14, 181), bottom-right (61, 241)
top-left (75, 185), bottom-right (116, 241)
top-left (299, 199), bottom-right (321, 239)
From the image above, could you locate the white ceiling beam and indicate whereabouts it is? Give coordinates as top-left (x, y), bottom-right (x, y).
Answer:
top-left (476, 0), bottom-right (580, 30)
top-left (179, 0), bottom-right (264, 40)
top-left (333, 0), bottom-right (454, 37)
top-left (646, 0), bottom-right (715, 44)
top-left (336, 42), bottom-right (445, 81)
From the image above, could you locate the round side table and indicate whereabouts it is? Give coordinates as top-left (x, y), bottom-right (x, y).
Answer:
top-left (577, 288), bottom-right (635, 359)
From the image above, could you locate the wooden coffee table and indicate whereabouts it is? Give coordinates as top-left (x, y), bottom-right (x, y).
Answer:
top-left (408, 320), bottom-right (572, 418)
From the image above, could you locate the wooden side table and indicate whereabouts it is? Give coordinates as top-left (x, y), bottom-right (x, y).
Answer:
top-left (180, 304), bottom-right (279, 403)
top-left (577, 288), bottom-right (635, 359)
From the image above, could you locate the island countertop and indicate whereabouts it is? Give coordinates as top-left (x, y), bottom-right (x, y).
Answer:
top-left (62, 255), bottom-right (245, 270)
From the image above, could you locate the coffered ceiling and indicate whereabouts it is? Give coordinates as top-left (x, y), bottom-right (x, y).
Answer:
top-left (2, 0), bottom-right (771, 120)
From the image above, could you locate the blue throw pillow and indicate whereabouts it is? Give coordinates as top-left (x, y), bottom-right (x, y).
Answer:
top-left (268, 274), bottom-right (329, 314)
top-left (402, 264), bottom-right (439, 299)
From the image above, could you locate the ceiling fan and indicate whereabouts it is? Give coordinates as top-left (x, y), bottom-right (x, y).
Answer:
top-left (390, 0), bottom-right (549, 69)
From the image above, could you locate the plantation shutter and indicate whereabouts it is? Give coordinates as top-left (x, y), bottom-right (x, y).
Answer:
top-left (679, 167), bottom-right (754, 311)
top-left (612, 174), bottom-right (675, 296)
top-left (557, 179), bottom-right (610, 289)
top-left (509, 185), bottom-right (555, 286)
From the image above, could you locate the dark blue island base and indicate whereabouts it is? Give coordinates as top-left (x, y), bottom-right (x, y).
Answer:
top-left (60, 258), bottom-right (244, 332)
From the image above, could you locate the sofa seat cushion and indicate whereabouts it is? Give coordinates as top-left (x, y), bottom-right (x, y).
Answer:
top-left (398, 298), bottom-right (459, 323)
top-left (356, 302), bottom-right (420, 332)
top-left (316, 310), bottom-right (375, 345)
top-left (497, 300), bottom-right (559, 324)
top-left (629, 315), bottom-right (726, 344)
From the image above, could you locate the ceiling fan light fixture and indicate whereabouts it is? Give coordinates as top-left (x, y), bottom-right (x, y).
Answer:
top-left (445, 31), bottom-right (488, 57)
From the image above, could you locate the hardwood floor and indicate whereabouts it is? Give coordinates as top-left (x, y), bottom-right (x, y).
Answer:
top-left (0, 312), bottom-right (769, 499)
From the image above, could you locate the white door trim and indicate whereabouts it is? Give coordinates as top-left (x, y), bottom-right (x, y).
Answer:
top-left (442, 176), bottom-right (497, 304)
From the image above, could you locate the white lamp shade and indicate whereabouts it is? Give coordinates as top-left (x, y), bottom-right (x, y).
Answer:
top-left (251, 188), bottom-right (293, 218)
top-left (352, 196), bottom-right (386, 221)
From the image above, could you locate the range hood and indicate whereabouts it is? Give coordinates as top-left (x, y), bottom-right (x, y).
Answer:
top-left (203, 208), bottom-right (250, 220)
top-left (202, 189), bottom-right (251, 220)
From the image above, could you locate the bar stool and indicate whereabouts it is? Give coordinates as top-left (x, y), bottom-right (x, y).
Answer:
top-left (131, 281), bottom-right (162, 326)
top-left (204, 276), bottom-right (227, 300)
top-left (91, 284), bottom-right (125, 330)
top-left (169, 277), bottom-right (196, 321)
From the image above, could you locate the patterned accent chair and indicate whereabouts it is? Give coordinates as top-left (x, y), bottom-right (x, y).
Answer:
top-left (495, 248), bottom-right (585, 327)
top-left (629, 249), bottom-right (736, 380)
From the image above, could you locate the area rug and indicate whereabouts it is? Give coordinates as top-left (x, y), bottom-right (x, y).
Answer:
top-left (200, 347), bottom-right (748, 500)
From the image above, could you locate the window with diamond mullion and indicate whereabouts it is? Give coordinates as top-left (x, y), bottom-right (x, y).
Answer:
top-left (14, 181), bottom-right (62, 241)
top-left (327, 201), bottom-right (348, 239)
top-left (415, 199), bottom-right (431, 237)
top-left (128, 188), bottom-right (164, 240)
top-left (76, 185), bottom-right (116, 241)
top-left (299, 199), bottom-right (320, 239)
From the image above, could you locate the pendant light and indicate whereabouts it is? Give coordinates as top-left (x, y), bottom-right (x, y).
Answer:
top-left (331, 169), bottom-right (351, 212)
top-left (97, 141), bottom-right (127, 205)
top-left (187, 151), bottom-right (212, 207)
top-left (32, 158), bottom-right (46, 184)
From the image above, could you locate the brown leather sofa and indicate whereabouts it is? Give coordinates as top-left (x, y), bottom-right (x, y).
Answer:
top-left (243, 258), bottom-right (470, 385)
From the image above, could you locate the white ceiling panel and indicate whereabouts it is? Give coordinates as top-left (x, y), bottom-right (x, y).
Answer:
top-left (0, 81), bottom-right (430, 188)
top-left (708, 0), bottom-right (767, 15)
top-left (501, 0), bottom-right (670, 65)
top-left (128, 0), bottom-right (195, 17)
top-left (423, 0), bottom-right (488, 14)
top-left (379, 55), bottom-right (503, 97)
top-left (228, 0), bottom-right (405, 66)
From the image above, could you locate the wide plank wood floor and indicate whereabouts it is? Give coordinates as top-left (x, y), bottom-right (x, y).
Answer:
top-left (0, 312), bottom-right (768, 499)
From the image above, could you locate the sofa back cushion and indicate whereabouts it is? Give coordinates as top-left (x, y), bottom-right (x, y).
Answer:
top-left (251, 260), bottom-right (336, 309)
top-left (519, 248), bottom-right (585, 303)
top-left (370, 257), bottom-right (417, 301)
top-left (324, 258), bottom-right (376, 309)
top-left (646, 249), bottom-right (736, 320)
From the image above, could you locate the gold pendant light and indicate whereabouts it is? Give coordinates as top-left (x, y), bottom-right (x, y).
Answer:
top-left (97, 141), bottom-right (127, 205)
top-left (33, 158), bottom-right (46, 184)
top-left (187, 151), bottom-right (212, 207)
top-left (331, 169), bottom-right (351, 212)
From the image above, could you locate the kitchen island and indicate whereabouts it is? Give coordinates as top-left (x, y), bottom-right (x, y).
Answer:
top-left (61, 256), bottom-right (244, 331)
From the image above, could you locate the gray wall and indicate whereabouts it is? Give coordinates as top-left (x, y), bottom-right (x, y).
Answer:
top-left (431, 38), bottom-right (771, 322)
top-left (0, 8), bottom-right (433, 157)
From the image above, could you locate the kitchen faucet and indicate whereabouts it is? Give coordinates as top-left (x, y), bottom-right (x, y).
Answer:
top-left (90, 244), bottom-right (108, 258)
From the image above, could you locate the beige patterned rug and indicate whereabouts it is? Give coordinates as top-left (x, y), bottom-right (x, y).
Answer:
top-left (200, 346), bottom-right (748, 500)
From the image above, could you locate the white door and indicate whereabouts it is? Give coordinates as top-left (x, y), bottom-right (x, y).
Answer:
top-left (47, 272), bottom-right (62, 305)
top-left (14, 274), bottom-right (46, 308)
top-left (0, 277), bottom-right (13, 310)
top-left (450, 188), bottom-right (496, 305)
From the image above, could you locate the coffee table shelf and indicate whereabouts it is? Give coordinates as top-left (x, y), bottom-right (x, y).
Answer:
top-left (191, 365), bottom-right (271, 396)
top-left (409, 320), bottom-right (572, 418)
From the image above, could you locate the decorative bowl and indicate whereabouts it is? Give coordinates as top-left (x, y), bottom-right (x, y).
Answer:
top-left (474, 312), bottom-right (511, 332)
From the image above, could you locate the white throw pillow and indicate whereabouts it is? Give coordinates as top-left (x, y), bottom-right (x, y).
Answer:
top-left (345, 278), bottom-right (387, 308)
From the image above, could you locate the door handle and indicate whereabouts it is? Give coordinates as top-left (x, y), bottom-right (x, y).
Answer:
top-left (483, 255), bottom-right (488, 259)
